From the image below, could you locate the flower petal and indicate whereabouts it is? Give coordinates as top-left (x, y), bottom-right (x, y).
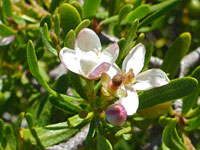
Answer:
top-left (106, 64), bottom-right (121, 79)
top-left (122, 43), bottom-right (146, 75)
top-left (59, 47), bottom-right (80, 74)
top-left (75, 28), bottom-right (101, 53)
top-left (79, 51), bottom-right (99, 77)
top-left (0, 36), bottom-right (15, 46)
top-left (88, 62), bottom-right (110, 79)
top-left (119, 90), bottom-right (139, 115)
top-left (100, 43), bottom-right (119, 63)
top-left (134, 69), bottom-right (170, 90)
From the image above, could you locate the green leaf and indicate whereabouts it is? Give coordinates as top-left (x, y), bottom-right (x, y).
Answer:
top-left (52, 74), bottom-right (69, 94)
top-left (83, 0), bottom-right (101, 18)
top-left (139, 0), bottom-right (179, 28)
top-left (4, 125), bottom-right (17, 150)
top-left (150, 0), bottom-right (179, 13)
top-left (0, 24), bottom-right (16, 37)
top-left (43, 23), bottom-right (51, 42)
top-left (64, 29), bottom-right (76, 49)
top-left (68, 112), bottom-right (93, 127)
top-left (40, 14), bottom-right (52, 30)
top-left (26, 40), bottom-right (55, 94)
top-left (71, 1), bottom-right (83, 18)
top-left (161, 32), bottom-right (191, 79)
top-left (2, 0), bottom-right (12, 17)
top-left (22, 122), bottom-right (79, 148)
top-left (133, 0), bottom-right (142, 7)
top-left (15, 112), bottom-right (25, 128)
top-left (126, 4), bottom-right (150, 24)
top-left (39, 27), bottom-right (58, 56)
top-left (0, 119), bottom-right (4, 143)
top-left (115, 127), bottom-right (131, 137)
top-left (99, 15), bottom-right (119, 26)
top-left (118, 4), bottom-right (133, 25)
top-left (138, 16), bottom-right (165, 32)
top-left (185, 115), bottom-right (200, 131)
top-left (12, 15), bottom-right (26, 25)
top-left (162, 119), bottom-right (186, 150)
top-left (75, 19), bottom-right (91, 35)
top-left (59, 3), bottom-right (81, 37)
top-left (85, 118), bottom-right (96, 145)
top-left (97, 133), bottom-right (113, 150)
top-left (49, 0), bottom-right (64, 13)
top-left (138, 77), bottom-right (198, 110)
top-left (69, 71), bottom-right (88, 100)
top-left (54, 14), bottom-right (60, 40)
top-left (182, 66), bottom-right (200, 115)
top-left (49, 95), bottom-right (82, 114)
top-left (117, 19), bottom-right (139, 64)
top-left (26, 41), bottom-right (81, 113)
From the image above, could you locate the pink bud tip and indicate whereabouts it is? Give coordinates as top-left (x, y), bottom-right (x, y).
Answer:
top-left (106, 103), bottom-right (127, 126)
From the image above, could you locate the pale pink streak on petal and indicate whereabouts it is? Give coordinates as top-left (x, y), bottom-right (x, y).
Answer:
top-left (133, 69), bottom-right (170, 91)
top-left (0, 36), bottom-right (15, 46)
top-left (88, 62), bottom-right (110, 80)
top-left (75, 28), bottom-right (101, 53)
top-left (122, 43), bottom-right (146, 76)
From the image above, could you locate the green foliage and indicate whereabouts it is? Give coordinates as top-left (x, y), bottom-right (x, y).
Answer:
top-left (1, 0), bottom-right (200, 149)
top-left (0, 24), bottom-right (16, 37)
top-left (64, 29), bottom-right (76, 48)
top-left (126, 5), bottom-right (150, 24)
top-left (22, 120), bottom-right (79, 148)
top-left (59, 3), bottom-right (81, 37)
top-left (97, 133), bottom-right (113, 150)
top-left (161, 32), bottom-right (191, 79)
top-left (83, 0), bottom-right (102, 18)
top-left (162, 119), bottom-right (187, 150)
top-left (138, 77), bottom-right (198, 110)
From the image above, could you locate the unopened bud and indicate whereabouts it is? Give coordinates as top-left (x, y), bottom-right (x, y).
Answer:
top-left (106, 103), bottom-right (127, 126)
top-left (112, 74), bottom-right (123, 87)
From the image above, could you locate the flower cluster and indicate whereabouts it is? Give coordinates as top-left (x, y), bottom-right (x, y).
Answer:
top-left (59, 28), bottom-right (170, 126)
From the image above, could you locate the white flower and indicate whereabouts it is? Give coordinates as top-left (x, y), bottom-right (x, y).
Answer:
top-left (0, 20), bottom-right (15, 46)
top-left (107, 43), bottom-right (170, 115)
top-left (59, 28), bottom-right (119, 80)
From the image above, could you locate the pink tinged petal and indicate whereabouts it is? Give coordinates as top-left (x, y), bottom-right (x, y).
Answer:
top-left (0, 36), bottom-right (15, 46)
top-left (106, 103), bottom-right (127, 126)
top-left (134, 69), bottom-right (170, 91)
top-left (79, 51), bottom-right (99, 78)
top-left (119, 90), bottom-right (139, 115)
top-left (106, 64), bottom-right (121, 79)
top-left (122, 43), bottom-right (146, 76)
top-left (59, 47), bottom-right (80, 74)
top-left (100, 43), bottom-right (119, 63)
top-left (88, 62), bottom-right (110, 80)
top-left (75, 28), bottom-right (101, 53)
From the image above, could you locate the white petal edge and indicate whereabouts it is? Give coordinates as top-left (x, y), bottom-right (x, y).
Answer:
top-left (75, 28), bottom-right (101, 53)
top-left (59, 47), bottom-right (80, 74)
top-left (106, 63), bottom-right (121, 79)
top-left (100, 43), bottom-right (119, 64)
top-left (119, 90), bottom-right (139, 115)
top-left (122, 43), bottom-right (146, 76)
top-left (134, 69), bottom-right (170, 91)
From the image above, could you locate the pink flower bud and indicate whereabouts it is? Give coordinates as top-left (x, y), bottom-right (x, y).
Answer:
top-left (106, 103), bottom-right (127, 126)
